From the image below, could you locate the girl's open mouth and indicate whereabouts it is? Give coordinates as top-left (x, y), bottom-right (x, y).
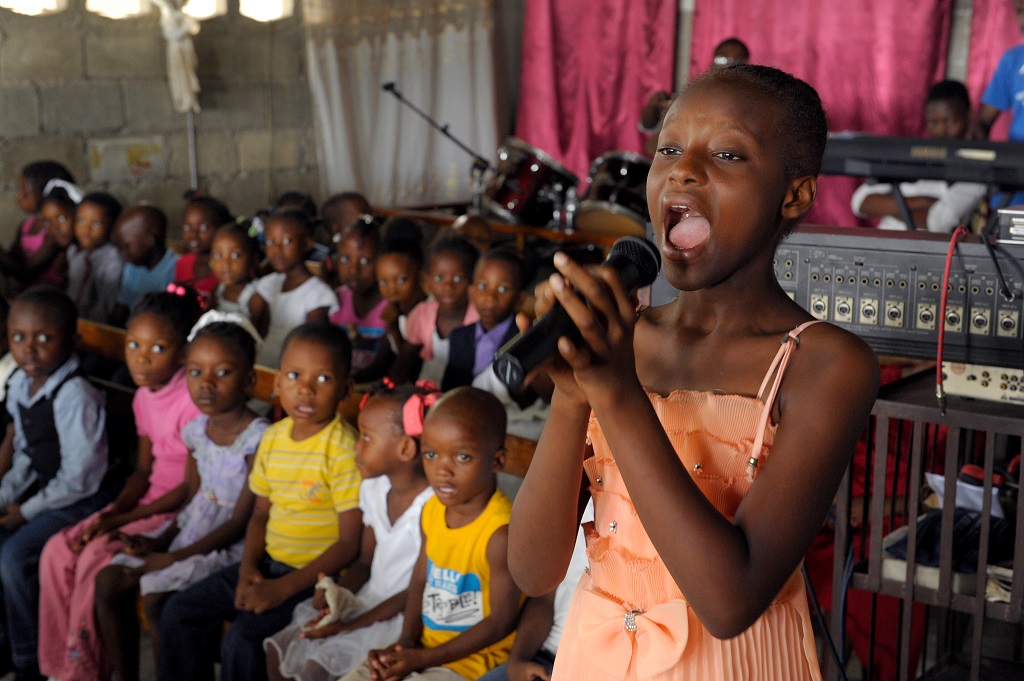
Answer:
top-left (665, 205), bottom-right (711, 250)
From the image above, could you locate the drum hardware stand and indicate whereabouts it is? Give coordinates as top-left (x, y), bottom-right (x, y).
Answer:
top-left (539, 184), bottom-right (560, 231)
top-left (381, 82), bottom-right (492, 210)
top-left (469, 159), bottom-right (489, 214)
top-left (535, 181), bottom-right (573, 233)
top-left (558, 185), bottom-right (578, 233)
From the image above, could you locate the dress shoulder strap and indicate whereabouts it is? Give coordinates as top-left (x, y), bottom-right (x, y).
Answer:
top-left (747, 320), bottom-right (822, 482)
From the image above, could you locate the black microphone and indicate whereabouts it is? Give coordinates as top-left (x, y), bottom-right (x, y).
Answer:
top-left (492, 236), bottom-right (661, 391)
top-left (382, 82), bottom-right (396, 92)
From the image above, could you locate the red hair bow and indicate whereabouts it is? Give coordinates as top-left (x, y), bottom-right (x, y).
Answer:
top-left (403, 380), bottom-right (441, 437)
top-left (166, 283), bottom-right (210, 311)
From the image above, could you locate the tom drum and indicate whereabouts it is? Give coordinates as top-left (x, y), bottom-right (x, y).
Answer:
top-left (574, 151), bottom-right (651, 237)
top-left (484, 138), bottom-right (579, 228)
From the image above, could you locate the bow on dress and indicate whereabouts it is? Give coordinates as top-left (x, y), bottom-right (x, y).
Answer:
top-left (576, 588), bottom-right (690, 680)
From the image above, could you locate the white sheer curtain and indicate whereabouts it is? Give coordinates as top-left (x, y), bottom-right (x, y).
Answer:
top-left (303, 0), bottom-right (499, 207)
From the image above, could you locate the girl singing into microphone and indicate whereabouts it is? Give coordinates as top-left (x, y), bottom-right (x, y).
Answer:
top-left (508, 65), bottom-right (879, 680)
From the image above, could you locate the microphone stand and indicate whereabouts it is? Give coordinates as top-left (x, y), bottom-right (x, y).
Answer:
top-left (381, 82), bottom-right (492, 212)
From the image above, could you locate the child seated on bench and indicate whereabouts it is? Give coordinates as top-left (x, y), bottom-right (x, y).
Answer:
top-left (38, 290), bottom-right (203, 681)
top-left (158, 323), bottom-right (362, 681)
top-left (0, 288), bottom-right (112, 679)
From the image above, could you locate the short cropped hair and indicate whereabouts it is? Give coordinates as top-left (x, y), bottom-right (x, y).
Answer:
top-left (186, 195), bottom-right (234, 229)
top-left (714, 37), bottom-right (750, 60)
top-left (378, 236), bottom-right (425, 270)
top-left (477, 247), bottom-right (526, 293)
top-left (268, 208), bottom-right (315, 237)
top-left (429, 234), bottom-right (479, 275)
top-left (322, 192), bottom-right (371, 227)
top-left (275, 191), bottom-right (317, 221)
top-left (691, 64), bottom-right (828, 179)
top-left (426, 386), bottom-right (506, 455)
top-left (13, 287), bottom-right (77, 338)
top-left (927, 80), bottom-right (971, 116)
top-left (121, 204), bottom-right (169, 242)
top-left (80, 192), bottom-right (123, 229)
top-left (281, 322), bottom-right (352, 377)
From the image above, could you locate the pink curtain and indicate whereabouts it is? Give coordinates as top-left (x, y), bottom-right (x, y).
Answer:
top-left (690, 0), bottom-right (952, 227)
top-left (514, 0), bottom-right (676, 182)
top-left (967, 0), bottom-right (1022, 141)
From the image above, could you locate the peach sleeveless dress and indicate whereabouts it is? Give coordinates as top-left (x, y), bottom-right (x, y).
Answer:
top-left (552, 321), bottom-right (822, 681)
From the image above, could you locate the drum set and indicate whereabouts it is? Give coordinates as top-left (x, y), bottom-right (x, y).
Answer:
top-left (377, 84), bottom-right (648, 237)
top-left (376, 83), bottom-right (647, 236)
top-left (482, 138), bottom-right (652, 238)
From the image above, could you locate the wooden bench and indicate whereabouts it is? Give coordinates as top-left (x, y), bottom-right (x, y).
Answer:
top-left (77, 319), bottom-right (126, 363)
top-left (501, 434), bottom-right (535, 479)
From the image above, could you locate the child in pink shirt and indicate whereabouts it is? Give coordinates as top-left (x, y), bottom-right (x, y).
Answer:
top-left (0, 161), bottom-right (76, 290)
top-left (330, 216), bottom-right (389, 381)
top-left (38, 291), bottom-right (204, 681)
top-left (396, 235), bottom-right (479, 385)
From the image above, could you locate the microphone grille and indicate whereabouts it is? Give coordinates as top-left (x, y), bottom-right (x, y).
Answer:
top-left (608, 237), bottom-right (661, 288)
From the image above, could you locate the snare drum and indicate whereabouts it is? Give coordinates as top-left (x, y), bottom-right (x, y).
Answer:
top-left (574, 151), bottom-right (651, 237)
top-left (484, 138), bottom-right (578, 227)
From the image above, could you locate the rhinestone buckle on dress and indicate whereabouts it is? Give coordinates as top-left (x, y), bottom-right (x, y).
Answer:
top-left (623, 609), bottom-right (641, 632)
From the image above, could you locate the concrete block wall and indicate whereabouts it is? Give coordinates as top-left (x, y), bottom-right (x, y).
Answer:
top-left (0, 2), bottom-right (319, 244)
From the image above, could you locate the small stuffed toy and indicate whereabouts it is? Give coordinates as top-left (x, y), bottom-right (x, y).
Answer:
top-left (303, 573), bottom-right (363, 630)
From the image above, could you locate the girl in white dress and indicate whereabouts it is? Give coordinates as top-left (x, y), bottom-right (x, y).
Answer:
top-left (209, 223), bottom-right (261, 321)
top-left (265, 383), bottom-right (436, 681)
top-left (250, 210), bottom-right (339, 367)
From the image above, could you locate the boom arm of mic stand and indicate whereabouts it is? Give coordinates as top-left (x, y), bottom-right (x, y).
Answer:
top-left (381, 82), bottom-right (492, 173)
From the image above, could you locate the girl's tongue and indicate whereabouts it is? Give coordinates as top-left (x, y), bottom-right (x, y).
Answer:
top-left (668, 214), bottom-right (711, 250)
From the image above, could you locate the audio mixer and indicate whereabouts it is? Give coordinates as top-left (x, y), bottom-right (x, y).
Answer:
top-left (774, 227), bottom-right (1024, 378)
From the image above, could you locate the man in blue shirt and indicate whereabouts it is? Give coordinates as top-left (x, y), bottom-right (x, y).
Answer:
top-left (971, 0), bottom-right (1024, 204)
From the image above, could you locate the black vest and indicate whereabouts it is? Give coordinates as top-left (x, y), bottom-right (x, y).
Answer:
top-left (441, 322), bottom-right (517, 392)
top-left (441, 322), bottom-right (538, 409)
top-left (18, 368), bottom-right (84, 491)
